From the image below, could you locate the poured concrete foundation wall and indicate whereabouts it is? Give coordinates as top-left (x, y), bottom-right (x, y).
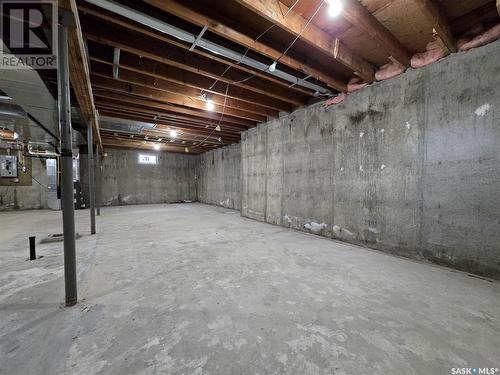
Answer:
top-left (80, 148), bottom-right (197, 206)
top-left (196, 143), bottom-right (241, 210)
top-left (238, 40), bottom-right (499, 279)
top-left (0, 157), bottom-right (48, 211)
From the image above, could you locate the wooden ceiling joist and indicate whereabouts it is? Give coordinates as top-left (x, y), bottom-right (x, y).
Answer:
top-left (341, 0), bottom-right (412, 67)
top-left (90, 62), bottom-right (279, 118)
top-left (77, 6), bottom-right (313, 99)
top-left (231, 0), bottom-right (375, 82)
top-left (96, 105), bottom-right (243, 139)
top-left (95, 98), bottom-right (247, 133)
top-left (414, 0), bottom-right (457, 52)
top-left (91, 75), bottom-right (267, 123)
top-left (144, 0), bottom-right (348, 91)
top-left (89, 49), bottom-right (293, 113)
top-left (93, 91), bottom-right (255, 128)
top-left (60, 0), bottom-right (102, 150)
top-left (98, 110), bottom-right (240, 142)
top-left (83, 28), bottom-right (307, 107)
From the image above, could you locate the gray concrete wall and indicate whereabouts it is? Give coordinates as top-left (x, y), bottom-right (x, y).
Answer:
top-left (196, 143), bottom-right (241, 210)
top-left (238, 40), bottom-right (500, 279)
top-left (0, 156), bottom-right (48, 210)
top-left (80, 148), bottom-right (197, 206)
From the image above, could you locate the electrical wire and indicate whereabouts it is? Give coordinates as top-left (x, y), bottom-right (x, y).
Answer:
top-left (194, 0), bottom-right (326, 150)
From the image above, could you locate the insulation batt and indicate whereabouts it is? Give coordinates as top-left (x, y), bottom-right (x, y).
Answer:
top-left (347, 77), bottom-right (368, 92)
top-left (375, 62), bottom-right (404, 81)
top-left (304, 222), bottom-right (327, 234)
top-left (324, 92), bottom-right (347, 107)
top-left (411, 41), bottom-right (446, 68)
top-left (457, 23), bottom-right (500, 51)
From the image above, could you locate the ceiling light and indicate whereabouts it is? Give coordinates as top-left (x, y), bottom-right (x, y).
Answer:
top-left (13, 132), bottom-right (19, 140)
top-left (169, 129), bottom-right (177, 138)
top-left (184, 147), bottom-right (189, 153)
top-left (153, 143), bottom-right (161, 150)
top-left (206, 99), bottom-right (214, 111)
top-left (218, 137), bottom-right (221, 142)
top-left (215, 125), bottom-right (221, 132)
top-left (269, 61), bottom-right (277, 72)
top-left (328, 0), bottom-right (343, 17)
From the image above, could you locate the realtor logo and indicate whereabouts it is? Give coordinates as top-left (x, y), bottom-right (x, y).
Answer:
top-left (0, 0), bottom-right (57, 69)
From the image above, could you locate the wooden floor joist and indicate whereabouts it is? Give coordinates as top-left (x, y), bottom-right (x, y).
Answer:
top-left (232, 0), bottom-right (375, 82)
top-left (91, 75), bottom-right (267, 123)
top-left (89, 50), bottom-right (293, 113)
top-left (144, 0), bottom-right (348, 91)
top-left (414, 0), bottom-right (457, 52)
top-left (341, 0), bottom-right (412, 67)
top-left (59, 0), bottom-right (102, 150)
top-left (77, 5), bottom-right (314, 98)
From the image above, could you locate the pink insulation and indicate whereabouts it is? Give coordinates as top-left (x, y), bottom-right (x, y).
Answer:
top-left (347, 77), bottom-right (368, 92)
top-left (375, 62), bottom-right (404, 81)
top-left (457, 23), bottom-right (500, 51)
top-left (324, 92), bottom-right (347, 107)
top-left (411, 41), bottom-right (447, 68)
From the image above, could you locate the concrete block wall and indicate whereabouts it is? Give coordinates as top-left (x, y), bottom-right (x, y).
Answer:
top-left (80, 148), bottom-right (197, 206)
top-left (210, 40), bottom-right (500, 279)
top-left (196, 143), bottom-right (241, 210)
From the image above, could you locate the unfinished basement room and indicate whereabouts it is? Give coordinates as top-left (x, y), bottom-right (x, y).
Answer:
top-left (1, 0), bottom-right (500, 374)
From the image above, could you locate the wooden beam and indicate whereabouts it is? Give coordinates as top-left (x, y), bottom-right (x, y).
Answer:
top-left (497, 0), bottom-right (500, 16)
top-left (82, 23), bottom-right (307, 107)
top-left (98, 110), bottom-right (241, 142)
top-left (95, 97), bottom-right (246, 132)
top-left (78, 6), bottom-right (312, 99)
top-left (89, 48), bottom-right (293, 112)
top-left (96, 103), bottom-right (243, 138)
top-left (91, 75), bottom-right (266, 122)
top-left (144, 0), bottom-right (350, 89)
top-left (93, 91), bottom-right (255, 128)
top-left (96, 104), bottom-right (242, 137)
top-left (231, 0), bottom-right (375, 82)
top-left (91, 61), bottom-right (279, 118)
top-left (59, 0), bottom-right (102, 150)
top-left (341, 0), bottom-right (412, 67)
top-left (414, 0), bottom-right (456, 52)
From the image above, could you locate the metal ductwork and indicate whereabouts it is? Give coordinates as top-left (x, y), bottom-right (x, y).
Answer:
top-left (84, 0), bottom-right (331, 95)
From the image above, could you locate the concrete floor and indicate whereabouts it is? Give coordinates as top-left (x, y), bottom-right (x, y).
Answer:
top-left (1, 203), bottom-right (499, 375)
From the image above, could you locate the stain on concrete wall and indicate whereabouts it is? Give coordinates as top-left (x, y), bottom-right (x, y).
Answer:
top-left (197, 143), bottom-right (241, 210)
top-left (80, 148), bottom-right (197, 206)
top-left (236, 40), bottom-right (500, 279)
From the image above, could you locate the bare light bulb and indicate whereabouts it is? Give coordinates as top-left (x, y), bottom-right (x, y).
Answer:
top-left (215, 125), bottom-right (221, 132)
top-left (153, 143), bottom-right (161, 150)
top-left (269, 61), bottom-right (277, 72)
top-left (169, 129), bottom-right (177, 138)
top-left (184, 147), bottom-right (189, 153)
top-left (328, 0), bottom-right (343, 17)
top-left (206, 99), bottom-right (214, 111)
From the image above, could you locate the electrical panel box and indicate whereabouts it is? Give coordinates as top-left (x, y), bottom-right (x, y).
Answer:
top-left (0, 155), bottom-right (18, 178)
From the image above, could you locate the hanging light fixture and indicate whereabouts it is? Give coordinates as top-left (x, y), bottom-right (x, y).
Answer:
top-left (185, 147), bottom-right (189, 153)
top-left (153, 143), bottom-right (161, 150)
top-left (215, 125), bottom-right (221, 132)
top-left (206, 99), bottom-right (215, 111)
top-left (328, 0), bottom-right (343, 17)
top-left (269, 61), bottom-right (277, 72)
top-left (169, 129), bottom-right (177, 138)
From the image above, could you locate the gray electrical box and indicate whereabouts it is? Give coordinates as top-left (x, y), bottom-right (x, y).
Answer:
top-left (0, 155), bottom-right (18, 177)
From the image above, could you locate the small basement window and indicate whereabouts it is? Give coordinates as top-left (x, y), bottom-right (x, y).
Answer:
top-left (138, 154), bottom-right (158, 165)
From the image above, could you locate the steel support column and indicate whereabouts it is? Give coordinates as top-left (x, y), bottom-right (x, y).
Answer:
top-left (95, 147), bottom-right (101, 216)
top-left (58, 22), bottom-right (77, 307)
top-left (87, 125), bottom-right (96, 234)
